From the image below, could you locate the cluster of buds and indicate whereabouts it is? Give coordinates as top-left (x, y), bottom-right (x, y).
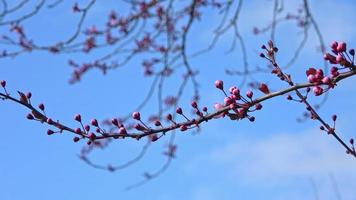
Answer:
top-left (214, 80), bottom-right (266, 122)
top-left (324, 41), bottom-right (355, 67)
top-left (306, 67), bottom-right (336, 96)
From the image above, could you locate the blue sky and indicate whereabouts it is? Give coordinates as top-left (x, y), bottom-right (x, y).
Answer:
top-left (0, 0), bottom-right (356, 199)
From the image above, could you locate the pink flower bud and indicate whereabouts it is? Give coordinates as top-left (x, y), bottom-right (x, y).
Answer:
top-left (214, 103), bottom-right (223, 110)
top-left (322, 76), bottom-right (331, 84)
top-left (75, 128), bottom-right (81, 134)
top-left (214, 80), bottom-right (224, 90)
top-left (26, 92), bottom-right (32, 99)
top-left (73, 137), bottom-right (80, 142)
top-left (224, 97), bottom-right (233, 105)
top-left (229, 86), bottom-right (237, 94)
top-left (191, 101), bottom-right (198, 108)
top-left (0, 80), bottom-right (6, 87)
top-left (246, 90), bottom-right (253, 98)
top-left (88, 133), bottom-right (96, 140)
top-left (330, 66), bottom-right (338, 74)
top-left (176, 107), bottom-right (183, 115)
top-left (74, 114), bottom-right (81, 122)
top-left (134, 123), bottom-right (146, 131)
top-left (47, 129), bottom-right (54, 135)
top-left (330, 41), bottom-right (338, 51)
top-left (111, 118), bottom-right (119, 126)
top-left (313, 86), bottom-right (323, 96)
top-left (255, 103), bottom-right (262, 110)
top-left (306, 68), bottom-right (316, 76)
top-left (336, 41), bottom-right (346, 52)
top-left (332, 114), bottom-right (337, 121)
top-left (308, 74), bottom-right (317, 83)
top-left (132, 112), bottom-right (141, 120)
top-left (119, 127), bottom-right (127, 135)
top-left (38, 103), bottom-right (45, 111)
top-left (46, 118), bottom-right (54, 124)
top-left (166, 114), bottom-right (172, 121)
top-left (237, 108), bottom-right (246, 118)
top-left (91, 119), bottom-right (98, 126)
top-left (85, 125), bottom-right (90, 132)
top-left (154, 120), bottom-right (161, 126)
top-left (27, 113), bottom-right (34, 120)
top-left (336, 54), bottom-right (343, 63)
top-left (180, 125), bottom-right (188, 131)
top-left (150, 134), bottom-right (158, 142)
top-left (316, 69), bottom-right (324, 78)
top-left (258, 83), bottom-right (270, 94)
top-left (232, 88), bottom-right (240, 96)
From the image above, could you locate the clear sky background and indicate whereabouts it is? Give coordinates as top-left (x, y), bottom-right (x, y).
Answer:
top-left (0, 0), bottom-right (356, 200)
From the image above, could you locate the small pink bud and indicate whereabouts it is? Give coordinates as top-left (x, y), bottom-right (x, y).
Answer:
top-left (336, 41), bottom-right (346, 52)
top-left (259, 53), bottom-right (265, 58)
top-left (74, 114), bottom-right (81, 122)
top-left (191, 101), bottom-right (198, 108)
top-left (349, 49), bottom-right (355, 56)
top-left (332, 114), bottom-right (337, 121)
top-left (134, 123), bottom-right (146, 131)
top-left (330, 66), bottom-right (338, 74)
top-left (316, 69), bottom-right (324, 78)
top-left (119, 127), bottom-right (127, 135)
top-left (150, 134), bottom-right (158, 142)
top-left (73, 137), bottom-right (80, 142)
top-left (224, 97), bottom-right (233, 105)
top-left (307, 74), bottom-right (317, 83)
top-left (306, 68), bottom-right (316, 76)
top-left (166, 114), bottom-right (172, 121)
top-left (111, 118), bottom-right (119, 126)
top-left (246, 90), bottom-right (253, 98)
top-left (237, 108), bottom-right (246, 118)
top-left (214, 103), bottom-right (223, 111)
top-left (336, 54), bottom-right (343, 63)
top-left (0, 80), bottom-right (6, 87)
top-left (91, 119), bottom-right (98, 126)
top-left (38, 103), bottom-right (45, 111)
top-left (46, 118), bottom-right (54, 124)
top-left (27, 113), bottom-right (34, 120)
top-left (47, 129), bottom-right (54, 135)
top-left (88, 133), bottom-right (96, 140)
top-left (75, 128), bottom-right (81, 134)
top-left (322, 76), bottom-right (331, 84)
top-left (255, 103), bottom-right (262, 110)
top-left (350, 138), bottom-right (354, 144)
top-left (202, 107), bottom-right (208, 112)
top-left (180, 125), bottom-right (188, 131)
top-left (258, 83), bottom-right (270, 94)
top-left (313, 86), bottom-right (323, 96)
top-left (229, 86), bottom-right (237, 94)
top-left (84, 125), bottom-right (90, 132)
top-left (249, 116), bottom-right (255, 122)
top-left (287, 95), bottom-right (292, 100)
top-left (320, 126), bottom-right (325, 131)
top-left (26, 92), bottom-right (32, 99)
top-left (154, 120), bottom-right (161, 126)
top-left (132, 112), bottom-right (141, 120)
top-left (176, 107), bottom-right (183, 115)
top-left (214, 80), bottom-right (224, 90)
top-left (232, 88), bottom-right (240, 96)
top-left (330, 41), bottom-right (338, 51)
